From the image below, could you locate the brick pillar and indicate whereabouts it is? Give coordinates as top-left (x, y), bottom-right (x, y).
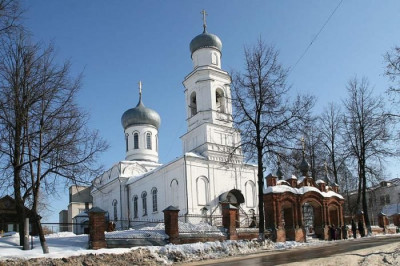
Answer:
top-left (356, 211), bottom-right (366, 237)
top-left (163, 206), bottom-right (180, 244)
top-left (378, 212), bottom-right (388, 228)
top-left (222, 203), bottom-right (238, 240)
top-left (392, 214), bottom-right (400, 227)
top-left (88, 207), bottom-right (107, 250)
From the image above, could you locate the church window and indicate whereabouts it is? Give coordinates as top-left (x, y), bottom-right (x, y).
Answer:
top-left (190, 92), bottom-right (197, 116)
top-left (196, 176), bottom-right (209, 206)
top-left (215, 88), bottom-right (225, 113)
top-left (146, 132), bottom-right (152, 150)
top-left (385, 194), bottom-right (390, 204)
top-left (125, 133), bottom-right (129, 151)
top-left (155, 134), bottom-right (158, 152)
top-left (245, 181), bottom-right (256, 208)
top-left (112, 199), bottom-right (118, 222)
top-left (133, 196), bottom-right (138, 218)
top-left (170, 179), bottom-right (179, 208)
top-left (152, 187), bottom-right (158, 212)
top-left (212, 52), bottom-right (217, 65)
top-left (142, 191), bottom-right (148, 216)
top-left (134, 132), bottom-right (139, 149)
top-left (380, 196), bottom-right (385, 205)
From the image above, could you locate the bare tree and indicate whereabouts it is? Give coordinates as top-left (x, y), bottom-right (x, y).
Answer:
top-left (342, 76), bottom-right (394, 235)
top-left (385, 47), bottom-right (400, 94)
top-left (231, 39), bottom-right (314, 240)
top-left (384, 47), bottom-right (400, 120)
top-left (301, 116), bottom-right (325, 180)
top-left (0, 0), bottom-right (22, 34)
top-left (319, 102), bottom-right (345, 184)
top-left (0, 31), bottom-right (108, 253)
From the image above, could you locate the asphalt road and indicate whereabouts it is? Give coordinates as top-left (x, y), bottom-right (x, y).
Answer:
top-left (200, 235), bottom-right (400, 266)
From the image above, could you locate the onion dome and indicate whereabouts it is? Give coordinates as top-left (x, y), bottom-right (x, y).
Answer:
top-left (190, 29), bottom-right (222, 55)
top-left (299, 157), bottom-right (310, 177)
top-left (121, 99), bottom-right (161, 130)
top-left (275, 161), bottom-right (283, 180)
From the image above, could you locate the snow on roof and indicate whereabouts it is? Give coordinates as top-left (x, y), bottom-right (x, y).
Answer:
top-left (297, 176), bottom-right (306, 184)
top-left (277, 180), bottom-right (290, 186)
top-left (316, 179), bottom-right (325, 184)
top-left (283, 174), bottom-right (297, 181)
top-left (264, 184), bottom-right (344, 199)
top-left (185, 152), bottom-right (206, 159)
top-left (382, 204), bottom-right (400, 216)
top-left (73, 212), bottom-right (88, 218)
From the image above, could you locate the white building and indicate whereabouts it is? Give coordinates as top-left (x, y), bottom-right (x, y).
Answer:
top-left (59, 185), bottom-right (92, 232)
top-left (91, 24), bottom-right (258, 229)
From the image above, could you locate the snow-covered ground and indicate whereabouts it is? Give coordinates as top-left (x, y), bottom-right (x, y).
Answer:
top-left (0, 230), bottom-right (398, 264)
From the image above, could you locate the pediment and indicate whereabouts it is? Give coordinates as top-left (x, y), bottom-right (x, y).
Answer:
top-left (121, 162), bottom-right (147, 177)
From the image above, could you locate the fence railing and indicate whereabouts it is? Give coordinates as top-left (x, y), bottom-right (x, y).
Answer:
top-left (40, 223), bottom-right (89, 235)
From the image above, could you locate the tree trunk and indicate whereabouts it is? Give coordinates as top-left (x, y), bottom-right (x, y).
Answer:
top-left (34, 216), bottom-right (49, 253)
top-left (356, 165), bottom-right (362, 214)
top-left (361, 160), bottom-right (372, 235)
top-left (257, 137), bottom-right (265, 241)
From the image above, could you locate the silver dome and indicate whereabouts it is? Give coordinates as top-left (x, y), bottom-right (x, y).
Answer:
top-left (121, 100), bottom-right (161, 129)
top-left (190, 30), bottom-right (222, 55)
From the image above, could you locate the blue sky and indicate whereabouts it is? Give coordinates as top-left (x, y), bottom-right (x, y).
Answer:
top-left (21, 1), bottom-right (400, 222)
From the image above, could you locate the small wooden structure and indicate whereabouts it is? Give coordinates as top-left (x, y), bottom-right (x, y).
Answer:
top-left (0, 195), bottom-right (39, 235)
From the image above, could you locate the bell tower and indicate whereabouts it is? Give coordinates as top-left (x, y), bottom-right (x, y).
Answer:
top-left (181, 12), bottom-right (243, 162)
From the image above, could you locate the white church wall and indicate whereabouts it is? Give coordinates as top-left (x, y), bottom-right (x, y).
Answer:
top-left (92, 177), bottom-right (123, 224)
top-left (184, 155), bottom-right (258, 216)
top-left (126, 157), bottom-right (187, 220)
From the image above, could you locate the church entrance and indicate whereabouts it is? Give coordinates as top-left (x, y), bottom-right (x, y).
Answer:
top-left (219, 189), bottom-right (245, 227)
top-left (301, 200), bottom-right (323, 239)
top-left (281, 201), bottom-right (296, 240)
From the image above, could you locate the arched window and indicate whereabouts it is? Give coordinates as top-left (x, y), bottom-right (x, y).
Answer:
top-left (141, 191), bottom-right (147, 216)
top-left (151, 187), bottom-right (158, 212)
top-left (133, 196), bottom-right (138, 218)
top-left (125, 133), bottom-right (129, 152)
top-left (112, 199), bottom-right (118, 221)
top-left (245, 181), bottom-right (256, 208)
top-left (155, 134), bottom-right (158, 152)
top-left (196, 176), bottom-right (209, 206)
top-left (134, 132), bottom-right (139, 149)
top-left (212, 52), bottom-right (217, 65)
top-left (146, 132), bottom-right (152, 150)
top-left (215, 88), bottom-right (225, 113)
top-left (190, 92), bottom-right (197, 116)
top-left (170, 179), bottom-right (179, 208)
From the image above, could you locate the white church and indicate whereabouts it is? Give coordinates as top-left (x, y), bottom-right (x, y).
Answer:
top-left (91, 21), bottom-right (258, 228)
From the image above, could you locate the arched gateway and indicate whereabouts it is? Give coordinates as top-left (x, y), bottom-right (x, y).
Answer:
top-left (264, 159), bottom-right (345, 242)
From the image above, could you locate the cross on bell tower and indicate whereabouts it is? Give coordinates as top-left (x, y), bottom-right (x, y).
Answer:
top-left (201, 9), bottom-right (208, 32)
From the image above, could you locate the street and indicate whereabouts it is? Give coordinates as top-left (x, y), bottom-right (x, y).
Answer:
top-left (193, 235), bottom-right (400, 266)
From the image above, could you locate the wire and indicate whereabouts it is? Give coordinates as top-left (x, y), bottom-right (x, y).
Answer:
top-left (288, 0), bottom-right (344, 75)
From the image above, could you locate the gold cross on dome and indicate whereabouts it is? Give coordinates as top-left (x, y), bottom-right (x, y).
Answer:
top-left (138, 81), bottom-right (142, 100)
top-left (201, 9), bottom-right (208, 32)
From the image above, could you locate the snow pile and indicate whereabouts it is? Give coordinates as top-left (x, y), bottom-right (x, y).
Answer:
top-left (105, 221), bottom-right (224, 239)
top-left (149, 239), bottom-right (274, 263)
top-left (178, 221), bottom-right (225, 235)
top-left (106, 228), bottom-right (167, 239)
top-left (2, 231), bottom-right (398, 264)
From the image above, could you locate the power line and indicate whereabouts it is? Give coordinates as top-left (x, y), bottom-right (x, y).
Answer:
top-left (288, 0), bottom-right (344, 75)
